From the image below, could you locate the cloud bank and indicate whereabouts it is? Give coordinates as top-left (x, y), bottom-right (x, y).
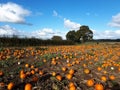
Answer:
top-left (0, 25), bottom-right (65, 39)
top-left (108, 13), bottom-right (120, 27)
top-left (0, 2), bottom-right (31, 25)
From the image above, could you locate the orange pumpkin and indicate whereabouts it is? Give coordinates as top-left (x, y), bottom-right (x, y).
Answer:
top-left (39, 70), bottom-right (44, 75)
top-left (69, 85), bottom-right (76, 90)
top-left (94, 83), bottom-right (104, 90)
top-left (101, 76), bottom-right (107, 82)
top-left (25, 64), bottom-right (29, 68)
top-left (97, 67), bottom-right (102, 71)
top-left (56, 75), bottom-right (62, 81)
top-left (109, 75), bottom-right (115, 80)
top-left (84, 69), bottom-right (90, 74)
top-left (66, 74), bottom-right (73, 80)
top-left (86, 79), bottom-right (94, 87)
top-left (62, 67), bottom-right (67, 72)
top-left (7, 82), bottom-right (14, 90)
top-left (24, 83), bottom-right (32, 90)
top-left (52, 72), bottom-right (56, 76)
top-left (69, 82), bottom-right (75, 87)
top-left (69, 69), bottom-right (75, 75)
top-left (20, 73), bottom-right (26, 79)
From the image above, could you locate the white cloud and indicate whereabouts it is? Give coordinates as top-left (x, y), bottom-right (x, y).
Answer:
top-left (31, 28), bottom-right (66, 39)
top-left (93, 30), bottom-right (120, 39)
top-left (0, 25), bottom-right (66, 39)
top-left (0, 2), bottom-right (31, 24)
top-left (0, 25), bottom-right (20, 36)
top-left (64, 18), bottom-right (81, 30)
top-left (53, 10), bottom-right (58, 16)
top-left (108, 13), bottom-right (120, 27)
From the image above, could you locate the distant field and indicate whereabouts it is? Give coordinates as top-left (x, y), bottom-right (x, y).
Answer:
top-left (0, 43), bottom-right (120, 90)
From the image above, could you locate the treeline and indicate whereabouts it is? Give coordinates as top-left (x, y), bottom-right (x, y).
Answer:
top-left (0, 37), bottom-right (74, 47)
top-left (89, 39), bottom-right (120, 42)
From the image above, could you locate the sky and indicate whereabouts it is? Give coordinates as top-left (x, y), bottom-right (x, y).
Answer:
top-left (0, 0), bottom-right (120, 39)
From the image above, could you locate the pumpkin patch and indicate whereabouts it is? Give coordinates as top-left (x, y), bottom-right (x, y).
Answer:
top-left (0, 43), bottom-right (120, 89)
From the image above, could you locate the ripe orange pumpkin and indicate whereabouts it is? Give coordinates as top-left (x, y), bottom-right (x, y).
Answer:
top-left (94, 83), bottom-right (104, 90)
top-left (66, 74), bottom-right (73, 80)
top-left (39, 70), bottom-right (44, 75)
top-left (69, 69), bottom-right (75, 75)
top-left (69, 85), bottom-right (76, 90)
top-left (62, 67), bottom-right (67, 72)
top-left (109, 75), bottom-right (115, 80)
top-left (24, 83), bottom-right (32, 90)
top-left (86, 79), bottom-right (94, 87)
top-left (56, 75), bottom-right (62, 81)
top-left (20, 73), bottom-right (26, 79)
top-left (7, 82), bottom-right (14, 90)
top-left (84, 69), bottom-right (90, 74)
top-left (69, 82), bottom-right (75, 87)
top-left (25, 64), bottom-right (29, 68)
top-left (52, 72), bottom-right (56, 76)
top-left (101, 76), bottom-right (107, 82)
top-left (97, 67), bottom-right (102, 71)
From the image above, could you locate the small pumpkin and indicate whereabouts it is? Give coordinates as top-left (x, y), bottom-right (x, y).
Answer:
top-left (109, 75), bottom-right (115, 80)
top-left (52, 72), bottom-right (56, 76)
top-left (84, 69), bottom-right (90, 74)
top-left (86, 79), bottom-right (94, 87)
top-left (56, 75), bottom-right (62, 81)
top-left (20, 73), bottom-right (26, 79)
top-left (66, 74), bottom-right (73, 80)
top-left (62, 67), bottom-right (67, 72)
top-left (25, 64), bottom-right (29, 68)
top-left (7, 82), bottom-right (14, 90)
top-left (94, 83), bottom-right (104, 90)
top-left (39, 70), bottom-right (44, 75)
top-left (69, 85), bottom-right (76, 90)
top-left (97, 67), bottom-right (102, 71)
top-left (24, 83), bottom-right (32, 90)
top-left (69, 69), bottom-right (75, 75)
top-left (101, 76), bottom-right (107, 82)
top-left (31, 70), bottom-right (35, 75)
top-left (69, 82), bottom-right (74, 87)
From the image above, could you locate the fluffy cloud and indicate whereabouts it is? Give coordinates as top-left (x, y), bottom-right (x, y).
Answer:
top-left (64, 18), bottom-right (81, 30)
top-left (93, 30), bottom-right (120, 39)
top-left (0, 25), bottom-right (65, 39)
top-left (31, 28), bottom-right (65, 39)
top-left (0, 25), bottom-right (20, 36)
top-left (0, 2), bottom-right (31, 24)
top-left (108, 13), bottom-right (120, 27)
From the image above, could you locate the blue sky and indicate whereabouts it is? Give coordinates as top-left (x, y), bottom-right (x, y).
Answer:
top-left (0, 0), bottom-right (120, 39)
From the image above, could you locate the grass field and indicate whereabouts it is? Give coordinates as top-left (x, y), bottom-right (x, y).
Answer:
top-left (0, 42), bottom-right (120, 90)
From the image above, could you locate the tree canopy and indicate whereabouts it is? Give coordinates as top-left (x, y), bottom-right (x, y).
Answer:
top-left (51, 36), bottom-right (63, 41)
top-left (66, 25), bottom-right (93, 42)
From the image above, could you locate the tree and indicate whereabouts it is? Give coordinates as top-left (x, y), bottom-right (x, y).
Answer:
top-left (66, 25), bottom-right (93, 43)
top-left (77, 25), bottom-right (93, 42)
top-left (66, 30), bottom-right (77, 42)
top-left (51, 36), bottom-right (62, 41)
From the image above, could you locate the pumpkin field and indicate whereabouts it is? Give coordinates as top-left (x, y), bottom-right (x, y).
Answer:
top-left (0, 42), bottom-right (120, 90)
